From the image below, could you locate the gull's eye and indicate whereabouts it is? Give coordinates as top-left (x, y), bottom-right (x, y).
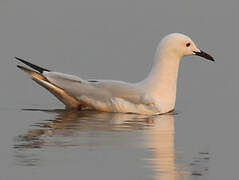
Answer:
top-left (186, 42), bottom-right (191, 47)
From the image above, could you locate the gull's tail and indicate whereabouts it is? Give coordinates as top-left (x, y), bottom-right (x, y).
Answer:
top-left (17, 65), bottom-right (48, 80)
top-left (16, 59), bottom-right (80, 109)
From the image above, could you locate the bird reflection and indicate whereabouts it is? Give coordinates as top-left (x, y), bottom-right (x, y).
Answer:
top-left (14, 109), bottom-right (208, 179)
top-left (14, 109), bottom-right (154, 149)
top-left (144, 114), bottom-right (188, 180)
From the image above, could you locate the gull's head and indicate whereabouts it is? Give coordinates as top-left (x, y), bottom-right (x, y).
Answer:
top-left (159, 33), bottom-right (214, 61)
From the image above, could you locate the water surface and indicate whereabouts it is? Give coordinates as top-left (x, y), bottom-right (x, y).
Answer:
top-left (9, 109), bottom-right (209, 180)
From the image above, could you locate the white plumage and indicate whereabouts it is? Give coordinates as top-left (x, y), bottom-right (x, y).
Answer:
top-left (16, 33), bottom-right (214, 115)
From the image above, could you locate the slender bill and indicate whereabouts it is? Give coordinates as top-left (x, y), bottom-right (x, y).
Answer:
top-left (194, 50), bottom-right (215, 62)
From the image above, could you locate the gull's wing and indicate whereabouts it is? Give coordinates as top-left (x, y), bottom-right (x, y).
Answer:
top-left (44, 71), bottom-right (157, 114)
top-left (43, 71), bottom-right (148, 105)
top-left (16, 57), bottom-right (157, 114)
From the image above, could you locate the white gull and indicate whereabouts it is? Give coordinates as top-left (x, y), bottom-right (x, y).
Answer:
top-left (16, 33), bottom-right (214, 115)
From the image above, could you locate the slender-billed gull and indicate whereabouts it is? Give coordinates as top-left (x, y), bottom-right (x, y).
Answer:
top-left (16, 33), bottom-right (214, 115)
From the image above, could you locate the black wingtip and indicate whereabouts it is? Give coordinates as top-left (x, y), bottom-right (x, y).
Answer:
top-left (15, 57), bottom-right (50, 73)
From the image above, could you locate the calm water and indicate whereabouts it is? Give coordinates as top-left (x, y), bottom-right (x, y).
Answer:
top-left (1, 0), bottom-right (239, 179)
top-left (5, 109), bottom-right (209, 180)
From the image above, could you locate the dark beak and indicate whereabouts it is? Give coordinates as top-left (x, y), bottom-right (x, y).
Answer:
top-left (193, 50), bottom-right (215, 62)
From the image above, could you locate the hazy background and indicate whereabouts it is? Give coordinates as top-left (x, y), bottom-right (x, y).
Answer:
top-left (0, 0), bottom-right (238, 179)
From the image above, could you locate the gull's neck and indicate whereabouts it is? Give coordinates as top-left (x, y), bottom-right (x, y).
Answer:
top-left (140, 45), bottom-right (182, 111)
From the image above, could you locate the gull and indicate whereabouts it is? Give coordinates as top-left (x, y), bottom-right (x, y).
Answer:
top-left (16, 33), bottom-right (214, 115)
